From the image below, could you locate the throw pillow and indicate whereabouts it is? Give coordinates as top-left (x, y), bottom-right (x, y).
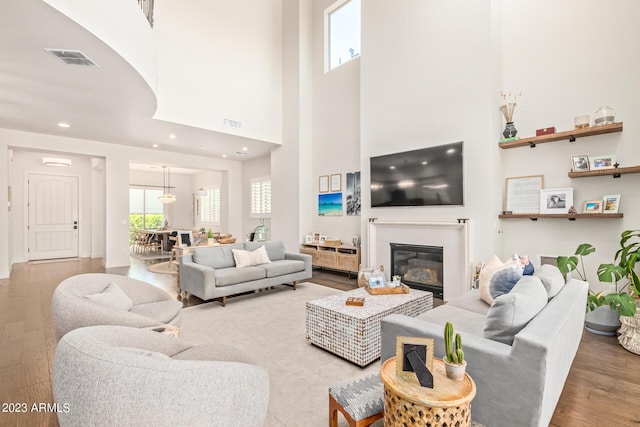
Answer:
top-left (484, 275), bottom-right (548, 345)
top-left (232, 246), bottom-right (272, 268)
top-left (488, 261), bottom-right (524, 302)
top-left (479, 255), bottom-right (505, 305)
top-left (534, 264), bottom-right (565, 298)
top-left (85, 282), bottom-right (133, 311)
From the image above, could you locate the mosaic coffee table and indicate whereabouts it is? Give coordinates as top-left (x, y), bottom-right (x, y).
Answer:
top-left (305, 287), bottom-right (433, 366)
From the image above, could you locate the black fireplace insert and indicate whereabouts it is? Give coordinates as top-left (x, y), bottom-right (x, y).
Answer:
top-left (390, 243), bottom-right (443, 299)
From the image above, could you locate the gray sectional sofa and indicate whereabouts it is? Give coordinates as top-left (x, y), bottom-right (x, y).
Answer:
top-left (179, 240), bottom-right (312, 305)
top-left (380, 270), bottom-right (588, 427)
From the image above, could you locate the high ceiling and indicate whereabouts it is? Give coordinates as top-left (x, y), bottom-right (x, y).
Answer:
top-left (0, 0), bottom-right (277, 161)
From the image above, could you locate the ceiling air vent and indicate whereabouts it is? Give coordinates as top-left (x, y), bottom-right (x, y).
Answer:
top-left (45, 49), bottom-right (98, 67)
top-left (223, 118), bottom-right (242, 129)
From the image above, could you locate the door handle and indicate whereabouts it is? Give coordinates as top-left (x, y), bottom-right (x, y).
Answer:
top-left (73, 226), bottom-right (78, 230)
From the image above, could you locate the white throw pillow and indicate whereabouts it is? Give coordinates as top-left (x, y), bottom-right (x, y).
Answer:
top-left (85, 282), bottom-right (133, 311)
top-left (232, 245), bottom-right (272, 268)
top-left (534, 264), bottom-right (565, 298)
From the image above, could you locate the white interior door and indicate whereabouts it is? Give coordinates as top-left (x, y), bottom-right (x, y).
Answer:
top-left (28, 174), bottom-right (79, 260)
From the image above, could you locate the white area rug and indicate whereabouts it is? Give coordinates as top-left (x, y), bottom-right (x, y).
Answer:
top-left (180, 282), bottom-right (380, 426)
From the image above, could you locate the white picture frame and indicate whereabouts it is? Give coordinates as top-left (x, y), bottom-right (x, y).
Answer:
top-left (570, 154), bottom-right (590, 172)
top-left (177, 230), bottom-right (193, 247)
top-left (304, 234), bottom-right (313, 244)
top-left (505, 175), bottom-right (544, 213)
top-left (368, 272), bottom-right (386, 288)
top-left (602, 194), bottom-right (621, 214)
top-left (540, 188), bottom-right (573, 214)
top-left (590, 155), bottom-right (616, 170)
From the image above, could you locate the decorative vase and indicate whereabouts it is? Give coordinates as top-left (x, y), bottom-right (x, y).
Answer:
top-left (594, 105), bottom-right (615, 126)
top-left (618, 304), bottom-right (640, 355)
top-left (253, 218), bottom-right (270, 242)
top-left (503, 122), bottom-right (518, 139)
top-left (443, 357), bottom-right (467, 381)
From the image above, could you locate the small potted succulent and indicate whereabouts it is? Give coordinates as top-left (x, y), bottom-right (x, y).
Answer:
top-left (207, 229), bottom-right (215, 245)
top-left (443, 321), bottom-right (466, 381)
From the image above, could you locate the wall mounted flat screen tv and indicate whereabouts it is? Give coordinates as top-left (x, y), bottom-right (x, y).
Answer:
top-left (370, 141), bottom-right (464, 207)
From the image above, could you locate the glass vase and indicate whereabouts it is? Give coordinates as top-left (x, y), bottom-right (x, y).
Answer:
top-left (254, 218), bottom-right (270, 242)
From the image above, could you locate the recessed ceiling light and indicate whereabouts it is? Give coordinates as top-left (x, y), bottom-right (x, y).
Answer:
top-left (169, 134), bottom-right (176, 139)
top-left (222, 154), bottom-right (227, 158)
top-left (199, 146), bottom-right (205, 150)
top-left (422, 161), bottom-right (428, 165)
top-left (152, 144), bottom-right (159, 148)
top-left (447, 148), bottom-right (455, 154)
top-left (57, 122), bottom-right (70, 128)
top-left (389, 166), bottom-right (396, 170)
top-left (242, 147), bottom-right (248, 152)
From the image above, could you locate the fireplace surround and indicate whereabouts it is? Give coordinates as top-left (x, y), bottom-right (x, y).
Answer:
top-left (367, 219), bottom-right (469, 300)
top-left (390, 243), bottom-right (443, 299)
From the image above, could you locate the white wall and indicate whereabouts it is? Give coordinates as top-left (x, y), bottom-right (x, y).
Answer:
top-left (272, 0), bottom-right (313, 251)
top-left (499, 0), bottom-right (640, 290)
top-left (310, 0), bottom-right (361, 245)
top-left (242, 155), bottom-right (271, 240)
top-left (153, 0), bottom-right (283, 144)
top-left (360, 0), bottom-right (501, 271)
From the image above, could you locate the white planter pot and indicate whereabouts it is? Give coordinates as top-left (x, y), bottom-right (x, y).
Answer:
top-left (443, 358), bottom-right (467, 381)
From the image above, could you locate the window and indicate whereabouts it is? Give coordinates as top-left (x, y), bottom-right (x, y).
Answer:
top-left (129, 187), bottom-right (163, 241)
top-left (250, 177), bottom-right (271, 217)
top-left (326, 0), bottom-right (361, 71)
top-left (200, 187), bottom-right (221, 225)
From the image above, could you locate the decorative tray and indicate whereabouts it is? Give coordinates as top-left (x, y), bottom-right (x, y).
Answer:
top-left (365, 284), bottom-right (410, 295)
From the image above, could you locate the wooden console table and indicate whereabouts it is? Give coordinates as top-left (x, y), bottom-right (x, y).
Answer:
top-left (300, 243), bottom-right (360, 277)
top-left (380, 357), bottom-right (476, 426)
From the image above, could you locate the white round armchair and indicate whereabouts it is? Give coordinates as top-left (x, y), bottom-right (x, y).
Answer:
top-left (51, 273), bottom-right (182, 339)
top-left (53, 325), bottom-right (270, 426)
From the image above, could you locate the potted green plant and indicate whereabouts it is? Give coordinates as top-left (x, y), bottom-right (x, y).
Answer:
top-left (207, 229), bottom-right (215, 245)
top-left (558, 236), bottom-right (638, 335)
top-left (443, 321), bottom-right (466, 381)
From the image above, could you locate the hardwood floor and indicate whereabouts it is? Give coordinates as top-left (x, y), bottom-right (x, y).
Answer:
top-left (0, 259), bottom-right (638, 426)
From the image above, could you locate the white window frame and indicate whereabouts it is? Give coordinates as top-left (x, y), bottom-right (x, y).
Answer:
top-left (250, 176), bottom-right (271, 218)
top-left (200, 186), bottom-right (221, 225)
top-left (325, 0), bottom-right (361, 72)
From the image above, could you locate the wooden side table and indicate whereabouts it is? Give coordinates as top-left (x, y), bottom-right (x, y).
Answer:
top-left (380, 357), bottom-right (476, 427)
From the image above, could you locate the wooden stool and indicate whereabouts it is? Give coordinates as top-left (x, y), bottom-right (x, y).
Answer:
top-left (329, 373), bottom-right (384, 427)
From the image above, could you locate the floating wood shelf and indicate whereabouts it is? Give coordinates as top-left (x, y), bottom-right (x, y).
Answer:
top-left (568, 165), bottom-right (640, 178)
top-left (499, 122), bottom-right (623, 149)
top-left (499, 213), bottom-right (623, 221)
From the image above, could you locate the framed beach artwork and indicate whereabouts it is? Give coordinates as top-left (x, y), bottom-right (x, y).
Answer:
top-left (602, 194), bottom-right (621, 213)
top-left (583, 200), bottom-right (603, 214)
top-left (591, 155), bottom-right (616, 170)
top-left (318, 193), bottom-right (343, 216)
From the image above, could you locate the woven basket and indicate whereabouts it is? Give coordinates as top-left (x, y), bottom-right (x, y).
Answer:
top-left (218, 237), bottom-right (236, 244)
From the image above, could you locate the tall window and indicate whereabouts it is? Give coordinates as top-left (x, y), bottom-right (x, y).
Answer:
top-left (250, 177), bottom-right (271, 217)
top-left (201, 187), bottom-right (221, 225)
top-left (326, 0), bottom-right (361, 71)
top-left (129, 187), bottom-right (163, 241)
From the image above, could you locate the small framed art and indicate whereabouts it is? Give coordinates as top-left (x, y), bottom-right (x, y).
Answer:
top-left (540, 188), bottom-right (573, 214)
top-left (505, 175), bottom-right (544, 213)
top-left (395, 336), bottom-right (434, 388)
top-left (305, 235), bottom-right (313, 244)
top-left (583, 200), bottom-right (603, 214)
top-left (368, 272), bottom-right (385, 288)
top-left (319, 175), bottom-right (329, 193)
top-left (330, 174), bottom-right (342, 192)
top-left (591, 155), bottom-right (616, 170)
top-left (571, 154), bottom-right (590, 172)
top-left (602, 194), bottom-right (621, 213)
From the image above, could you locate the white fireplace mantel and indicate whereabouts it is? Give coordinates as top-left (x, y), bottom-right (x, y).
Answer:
top-left (367, 219), bottom-right (470, 300)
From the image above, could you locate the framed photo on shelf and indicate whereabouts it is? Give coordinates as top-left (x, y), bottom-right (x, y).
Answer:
top-left (312, 232), bottom-right (321, 242)
top-left (304, 235), bottom-right (313, 244)
top-left (368, 272), bottom-right (385, 288)
top-left (602, 194), bottom-right (621, 214)
top-left (540, 188), bottom-right (573, 214)
top-left (591, 155), bottom-right (616, 170)
top-left (319, 235), bottom-right (327, 243)
top-left (319, 175), bottom-right (329, 193)
top-left (570, 154), bottom-right (590, 172)
top-left (583, 200), bottom-right (603, 214)
top-left (505, 175), bottom-right (544, 213)
top-left (330, 173), bottom-right (342, 192)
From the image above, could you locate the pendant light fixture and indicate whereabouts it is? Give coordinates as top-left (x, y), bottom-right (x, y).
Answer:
top-left (196, 187), bottom-right (207, 197)
top-left (158, 166), bottom-right (176, 204)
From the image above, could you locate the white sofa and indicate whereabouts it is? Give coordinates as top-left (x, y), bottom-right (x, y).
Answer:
top-left (381, 272), bottom-right (588, 427)
top-left (179, 241), bottom-right (312, 305)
